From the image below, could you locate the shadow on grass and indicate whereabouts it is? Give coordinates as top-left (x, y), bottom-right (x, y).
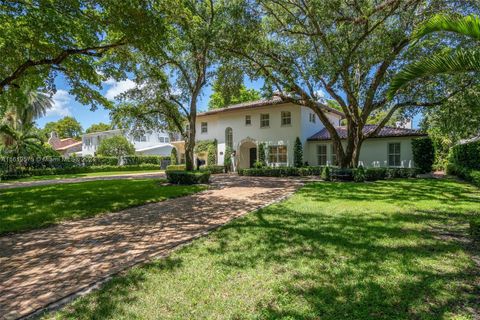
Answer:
top-left (51, 179), bottom-right (480, 319)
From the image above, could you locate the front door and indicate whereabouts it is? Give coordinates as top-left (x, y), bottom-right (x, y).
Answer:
top-left (249, 147), bottom-right (257, 168)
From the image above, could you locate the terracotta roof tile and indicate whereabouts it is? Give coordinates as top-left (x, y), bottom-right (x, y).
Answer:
top-left (307, 125), bottom-right (426, 141)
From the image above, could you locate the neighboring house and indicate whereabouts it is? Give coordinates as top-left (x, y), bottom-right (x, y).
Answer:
top-left (82, 129), bottom-right (174, 156)
top-left (48, 132), bottom-right (82, 156)
top-left (182, 96), bottom-right (425, 169)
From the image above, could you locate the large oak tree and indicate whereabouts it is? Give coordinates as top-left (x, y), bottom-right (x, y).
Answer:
top-left (224, 0), bottom-right (479, 167)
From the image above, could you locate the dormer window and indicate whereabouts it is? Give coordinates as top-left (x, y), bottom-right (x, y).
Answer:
top-left (309, 113), bottom-right (316, 123)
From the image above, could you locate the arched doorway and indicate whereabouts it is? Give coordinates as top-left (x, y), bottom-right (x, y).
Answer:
top-left (238, 137), bottom-right (257, 169)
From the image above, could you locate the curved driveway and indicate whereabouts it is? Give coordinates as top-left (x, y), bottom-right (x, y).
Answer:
top-left (0, 175), bottom-right (306, 319)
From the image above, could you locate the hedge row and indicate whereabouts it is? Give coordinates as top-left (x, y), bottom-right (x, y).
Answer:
top-left (0, 164), bottom-right (162, 180)
top-left (166, 171), bottom-right (211, 185)
top-left (238, 166), bottom-right (417, 181)
top-left (446, 163), bottom-right (480, 188)
top-left (449, 141), bottom-right (480, 170)
top-left (166, 164), bottom-right (225, 174)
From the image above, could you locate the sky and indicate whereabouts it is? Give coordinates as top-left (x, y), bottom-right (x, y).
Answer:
top-left (36, 75), bottom-right (420, 130)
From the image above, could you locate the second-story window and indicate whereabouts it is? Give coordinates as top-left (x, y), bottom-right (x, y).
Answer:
top-left (281, 111), bottom-right (291, 126)
top-left (134, 135), bottom-right (147, 142)
top-left (309, 113), bottom-right (316, 123)
top-left (260, 114), bottom-right (270, 128)
top-left (245, 115), bottom-right (251, 126)
top-left (201, 122), bottom-right (208, 133)
top-left (158, 136), bottom-right (165, 143)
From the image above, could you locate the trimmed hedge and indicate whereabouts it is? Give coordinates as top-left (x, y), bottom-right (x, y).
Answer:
top-left (201, 165), bottom-right (225, 174)
top-left (0, 164), bottom-right (162, 180)
top-left (447, 164), bottom-right (480, 188)
top-left (167, 164), bottom-right (186, 171)
top-left (470, 215), bottom-right (480, 242)
top-left (166, 170), bottom-right (211, 185)
top-left (412, 137), bottom-right (435, 173)
top-left (449, 140), bottom-right (480, 170)
top-left (238, 166), bottom-right (417, 182)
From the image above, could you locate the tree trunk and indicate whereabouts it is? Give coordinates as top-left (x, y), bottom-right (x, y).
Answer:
top-left (185, 94), bottom-right (198, 171)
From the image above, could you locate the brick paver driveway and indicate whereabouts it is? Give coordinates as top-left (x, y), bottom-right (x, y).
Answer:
top-left (0, 175), bottom-right (306, 319)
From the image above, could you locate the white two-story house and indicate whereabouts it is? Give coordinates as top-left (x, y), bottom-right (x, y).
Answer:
top-left (82, 129), bottom-right (174, 156)
top-left (189, 96), bottom-right (425, 169)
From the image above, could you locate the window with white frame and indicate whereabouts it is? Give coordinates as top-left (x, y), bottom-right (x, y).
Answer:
top-left (281, 111), bottom-right (291, 126)
top-left (245, 115), bottom-right (251, 126)
top-left (331, 144), bottom-right (337, 165)
top-left (158, 136), bottom-right (165, 143)
top-left (201, 122), bottom-right (208, 133)
top-left (134, 135), bottom-right (147, 142)
top-left (268, 145), bottom-right (287, 163)
top-left (388, 143), bottom-right (401, 167)
top-left (317, 145), bottom-right (327, 165)
top-left (309, 113), bottom-right (316, 123)
top-left (164, 137), bottom-right (170, 143)
top-left (260, 114), bottom-right (270, 128)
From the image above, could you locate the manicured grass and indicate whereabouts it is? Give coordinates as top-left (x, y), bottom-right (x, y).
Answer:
top-left (0, 179), bottom-right (204, 234)
top-left (0, 170), bottom-right (164, 183)
top-left (45, 178), bottom-right (480, 320)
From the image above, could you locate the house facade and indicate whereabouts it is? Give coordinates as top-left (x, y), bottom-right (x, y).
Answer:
top-left (81, 129), bottom-right (174, 156)
top-left (48, 132), bottom-right (82, 156)
top-left (191, 97), bottom-right (426, 169)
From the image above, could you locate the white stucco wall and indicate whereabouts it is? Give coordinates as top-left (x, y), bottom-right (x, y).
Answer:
top-left (306, 137), bottom-right (417, 168)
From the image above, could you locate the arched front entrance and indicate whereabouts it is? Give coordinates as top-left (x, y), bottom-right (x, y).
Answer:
top-left (238, 138), bottom-right (257, 169)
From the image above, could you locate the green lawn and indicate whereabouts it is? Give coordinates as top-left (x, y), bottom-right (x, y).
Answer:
top-left (46, 178), bottom-right (480, 320)
top-left (0, 179), bottom-right (204, 234)
top-left (0, 170), bottom-right (164, 183)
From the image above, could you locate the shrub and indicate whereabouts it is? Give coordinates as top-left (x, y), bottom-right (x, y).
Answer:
top-left (97, 136), bottom-right (135, 157)
top-left (170, 148), bottom-right (178, 165)
top-left (365, 168), bottom-right (387, 181)
top-left (470, 215), bottom-right (480, 242)
top-left (224, 147), bottom-right (232, 172)
top-left (122, 155), bottom-right (169, 166)
top-left (258, 143), bottom-right (266, 167)
top-left (167, 164), bottom-right (186, 171)
top-left (447, 164), bottom-right (480, 188)
top-left (321, 166), bottom-right (331, 181)
top-left (201, 165), bottom-right (224, 174)
top-left (297, 166), bottom-right (323, 176)
top-left (166, 171), bottom-right (210, 185)
top-left (294, 137), bottom-right (303, 168)
top-left (331, 167), bottom-right (354, 181)
top-left (207, 145), bottom-right (217, 165)
top-left (353, 166), bottom-right (366, 182)
top-left (412, 137), bottom-right (435, 173)
top-left (449, 140), bottom-right (480, 170)
top-left (253, 160), bottom-right (265, 168)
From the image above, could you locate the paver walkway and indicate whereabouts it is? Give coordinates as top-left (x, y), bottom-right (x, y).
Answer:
top-left (0, 175), bottom-right (306, 319)
top-left (0, 171), bottom-right (165, 190)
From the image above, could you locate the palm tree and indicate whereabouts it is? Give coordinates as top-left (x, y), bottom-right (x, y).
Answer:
top-left (0, 90), bottom-right (52, 156)
top-left (388, 14), bottom-right (480, 100)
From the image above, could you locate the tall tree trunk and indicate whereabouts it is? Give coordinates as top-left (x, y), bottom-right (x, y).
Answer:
top-left (185, 94), bottom-right (198, 171)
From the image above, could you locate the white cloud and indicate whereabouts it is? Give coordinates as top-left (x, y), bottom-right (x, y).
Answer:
top-left (103, 78), bottom-right (136, 100)
top-left (47, 89), bottom-right (72, 117)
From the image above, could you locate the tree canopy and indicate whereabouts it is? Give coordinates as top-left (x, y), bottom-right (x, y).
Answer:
top-left (96, 135), bottom-right (135, 157)
top-left (224, 0), bottom-right (479, 167)
top-left (43, 116), bottom-right (83, 139)
top-left (86, 122), bottom-right (112, 134)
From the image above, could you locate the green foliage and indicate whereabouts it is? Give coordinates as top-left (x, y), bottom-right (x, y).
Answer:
top-left (166, 171), bottom-right (210, 185)
top-left (224, 147), bottom-right (232, 172)
top-left (238, 166), bottom-right (323, 177)
top-left (0, 179), bottom-right (203, 234)
top-left (195, 140), bottom-right (217, 154)
top-left (86, 123), bottom-right (112, 133)
top-left (470, 215), bottom-right (480, 242)
top-left (200, 165), bottom-right (224, 174)
top-left (449, 141), bottom-right (480, 170)
top-left (43, 117), bottom-right (83, 139)
top-left (353, 166), bottom-right (366, 182)
top-left (293, 137), bottom-right (303, 168)
top-left (209, 84), bottom-right (261, 109)
top-left (207, 145), bottom-right (217, 165)
top-left (388, 14), bottom-right (480, 99)
top-left (446, 164), bottom-right (480, 188)
top-left (166, 164), bottom-right (186, 171)
top-left (97, 136), bottom-right (135, 157)
top-left (170, 148), bottom-right (178, 165)
top-left (258, 143), bottom-right (266, 166)
top-left (253, 160), bottom-right (265, 168)
top-left (321, 166), bottom-right (331, 181)
top-left (412, 137), bottom-right (435, 173)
